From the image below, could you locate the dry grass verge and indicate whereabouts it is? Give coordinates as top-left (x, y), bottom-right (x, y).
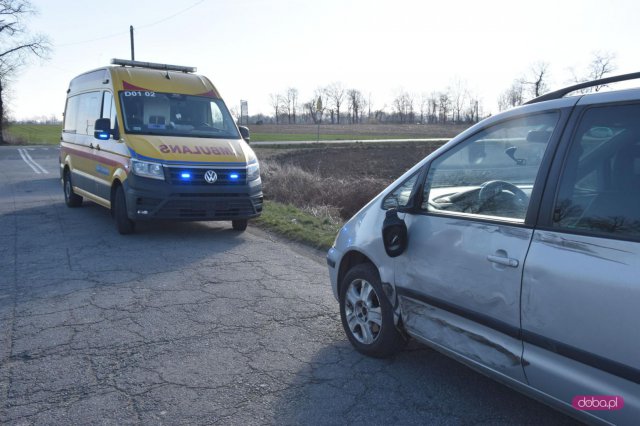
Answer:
top-left (261, 160), bottom-right (387, 220)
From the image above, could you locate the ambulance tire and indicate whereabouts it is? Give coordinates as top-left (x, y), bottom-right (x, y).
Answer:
top-left (114, 185), bottom-right (135, 235)
top-left (63, 169), bottom-right (83, 207)
top-left (232, 219), bottom-right (248, 231)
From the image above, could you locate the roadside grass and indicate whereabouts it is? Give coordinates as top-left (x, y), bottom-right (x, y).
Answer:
top-left (254, 201), bottom-right (341, 250)
top-left (251, 132), bottom-right (422, 142)
top-left (5, 124), bottom-right (61, 145)
top-left (4, 124), bottom-right (428, 145)
top-left (4, 123), bottom-right (459, 145)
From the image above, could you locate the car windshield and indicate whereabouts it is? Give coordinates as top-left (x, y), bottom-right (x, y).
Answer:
top-left (119, 91), bottom-right (240, 139)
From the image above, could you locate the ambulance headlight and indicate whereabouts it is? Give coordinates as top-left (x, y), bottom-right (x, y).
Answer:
top-left (247, 160), bottom-right (260, 181)
top-left (131, 159), bottom-right (165, 180)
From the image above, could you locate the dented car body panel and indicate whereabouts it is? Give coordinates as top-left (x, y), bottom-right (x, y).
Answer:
top-left (327, 87), bottom-right (640, 425)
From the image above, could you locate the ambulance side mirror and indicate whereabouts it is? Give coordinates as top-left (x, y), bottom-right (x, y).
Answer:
top-left (238, 126), bottom-right (251, 143)
top-left (94, 118), bottom-right (112, 140)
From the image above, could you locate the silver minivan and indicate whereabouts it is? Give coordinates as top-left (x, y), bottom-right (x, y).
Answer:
top-left (327, 74), bottom-right (640, 425)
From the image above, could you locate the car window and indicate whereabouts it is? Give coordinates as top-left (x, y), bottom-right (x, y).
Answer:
top-left (382, 171), bottom-right (420, 209)
top-left (553, 104), bottom-right (640, 239)
top-left (422, 112), bottom-right (559, 221)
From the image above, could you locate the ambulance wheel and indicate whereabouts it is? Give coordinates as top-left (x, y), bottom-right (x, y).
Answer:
top-left (63, 169), bottom-right (83, 207)
top-left (232, 219), bottom-right (248, 231)
top-left (114, 185), bottom-right (135, 235)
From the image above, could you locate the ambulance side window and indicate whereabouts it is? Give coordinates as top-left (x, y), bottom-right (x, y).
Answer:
top-left (63, 96), bottom-right (79, 133)
top-left (102, 91), bottom-right (116, 128)
top-left (74, 91), bottom-right (101, 135)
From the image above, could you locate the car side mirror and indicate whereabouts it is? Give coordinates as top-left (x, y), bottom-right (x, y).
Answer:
top-left (94, 118), bottom-right (113, 140)
top-left (505, 146), bottom-right (526, 165)
top-left (238, 126), bottom-right (250, 143)
top-left (382, 208), bottom-right (408, 257)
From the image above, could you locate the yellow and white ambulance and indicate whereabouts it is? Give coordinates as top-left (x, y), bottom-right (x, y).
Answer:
top-left (60, 59), bottom-right (262, 234)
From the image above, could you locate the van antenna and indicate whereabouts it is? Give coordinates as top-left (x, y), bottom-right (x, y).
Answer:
top-left (130, 26), bottom-right (135, 61)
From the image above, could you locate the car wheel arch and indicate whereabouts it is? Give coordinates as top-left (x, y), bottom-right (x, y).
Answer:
top-left (338, 251), bottom-right (373, 292)
top-left (338, 250), bottom-right (396, 300)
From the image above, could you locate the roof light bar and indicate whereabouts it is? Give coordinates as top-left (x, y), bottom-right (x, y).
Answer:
top-left (111, 58), bottom-right (196, 73)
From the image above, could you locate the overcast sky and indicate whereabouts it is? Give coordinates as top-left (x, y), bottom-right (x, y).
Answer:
top-left (9, 0), bottom-right (640, 121)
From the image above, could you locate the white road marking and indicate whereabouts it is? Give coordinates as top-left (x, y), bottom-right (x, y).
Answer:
top-left (18, 148), bottom-right (49, 174)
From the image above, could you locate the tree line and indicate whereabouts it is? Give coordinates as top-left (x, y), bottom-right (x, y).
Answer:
top-left (258, 51), bottom-right (618, 126)
top-left (264, 80), bottom-right (483, 126)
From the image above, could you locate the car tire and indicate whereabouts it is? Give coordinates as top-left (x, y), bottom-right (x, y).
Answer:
top-left (114, 185), bottom-right (135, 235)
top-left (339, 263), bottom-right (406, 358)
top-left (232, 219), bottom-right (248, 231)
top-left (63, 169), bottom-right (83, 207)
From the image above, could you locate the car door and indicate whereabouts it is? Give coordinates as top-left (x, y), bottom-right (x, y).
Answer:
top-left (394, 110), bottom-right (565, 382)
top-left (522, 102), bottom-right (640, 424)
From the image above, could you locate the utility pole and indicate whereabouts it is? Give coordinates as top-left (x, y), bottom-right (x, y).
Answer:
top-left (316, 96), bottom-right (322, 143)
top-left (130, 26), bottom-right (135, 60)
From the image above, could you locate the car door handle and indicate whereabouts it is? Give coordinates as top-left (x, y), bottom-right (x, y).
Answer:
top-left (487, 255), bottom-right (519, 268)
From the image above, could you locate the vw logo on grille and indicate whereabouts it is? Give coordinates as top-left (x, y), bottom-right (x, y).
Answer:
top-left (204, 170), bottom-right (218, 184)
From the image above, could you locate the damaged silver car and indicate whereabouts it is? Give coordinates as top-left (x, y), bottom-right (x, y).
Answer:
top-left (327, 73), bottom-right (640, 425)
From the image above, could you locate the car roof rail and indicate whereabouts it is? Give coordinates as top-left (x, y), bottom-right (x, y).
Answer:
top-left (111, 58), bottom-right (196, 73)
top-left (525, 71), bottom-right (640, 104)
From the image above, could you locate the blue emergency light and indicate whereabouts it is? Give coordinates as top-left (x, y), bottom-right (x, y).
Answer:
top-left (180, 172), bottom-right (192, 180)
top-left (229, 172), bottom-right (240, 180)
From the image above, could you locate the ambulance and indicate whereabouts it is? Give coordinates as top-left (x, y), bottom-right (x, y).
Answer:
top-left (60, 59), bottom-right (262, 234)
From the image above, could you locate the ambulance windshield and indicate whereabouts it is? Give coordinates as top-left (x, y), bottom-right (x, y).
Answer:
top-left (119, 91), bottom-right (241, 139)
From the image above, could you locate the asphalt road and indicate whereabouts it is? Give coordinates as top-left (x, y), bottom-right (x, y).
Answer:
top-left (0, 146), bottom-right (579, 425)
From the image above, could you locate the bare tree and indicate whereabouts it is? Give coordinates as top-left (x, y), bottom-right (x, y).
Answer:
top-left (572, 50), bottom-right (618, 93)
top-left (0, 0), bottom-right (49, 141)
top-left (305, 89), bottom-right (327, 124)
top-left (418, 92), bottom-right (429, 124)
top-left (438, 92), bottom-right (451, 123)
top-left (522, 61), bottom-right (550, 100)
top-left (280, 93), bottom-right (290, 124)
top-left (281, 87), bottom-right (298, 124)
top-left (347, 89), bottom-right (365, 124)
top-left (326, 82), bottom-right (345, 124)
top-left (427, 92), bottom-right (438, 123)
top-left (465, 93), bottom-right (481, 123)
top-left (498, 80), bottom-right (524, 111)
top-left (269, 93), bottom-right (280, 124)
top-left (269, 93), bottom-right (281, 124)
top-left (392, 89), bottom-right (415, 123)
top-left (449, 78), bottom-right (469, 123)
top-left (589, 51), bottom-right (617, 86)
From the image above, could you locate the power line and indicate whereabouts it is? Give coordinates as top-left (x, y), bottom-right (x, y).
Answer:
top-left (55, 0), bottom-right (206, 47)
top-left (137, 0), bottom-right (205, 30)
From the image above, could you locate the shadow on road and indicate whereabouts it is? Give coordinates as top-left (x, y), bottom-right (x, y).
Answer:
top-left (271, 340), bottom-right (581, 425)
